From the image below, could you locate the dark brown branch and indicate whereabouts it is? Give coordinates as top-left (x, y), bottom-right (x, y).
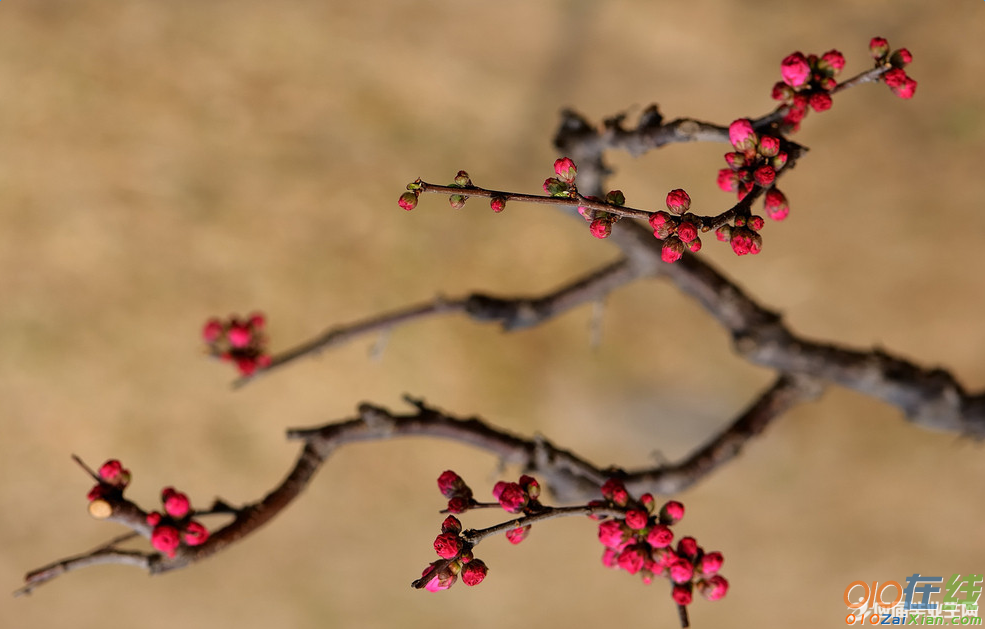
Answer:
top-left (235, 256), bottom-right (643, 386)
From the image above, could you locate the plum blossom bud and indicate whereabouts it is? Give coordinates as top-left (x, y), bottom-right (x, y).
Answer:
top-left (687, 238), bottom-right (702, 253)
top-left (715, 225), bottom-right (732, 242)
top-left (446, 497), bottom-right (470, 514)
top-left (758, 136), bottom-right (780, 158)
top-left (617, 546), bottom-right (647, 575)
top-left (764, 188), bottom-right (790, 221)
top-left (543, 177), bottom-right (569, 197)
top-left (489, 196), bottom-right (506, 213)
top-left (660, 500), bottom-right (685, 524)
top-left (162, 487), bottom-right (191, 519)
top-left (598, 520), bottom-right (627, 549)
top-left (698, 575), bottom-right (730, 601)
top-left (441, 516), bottom-right (462, 534)
top-left (448, 194), bottom-right (466, 209)
top-left (647, 524), bottom-right (674, 548)
top-left (639, 493), bottom-right (655, 512)
top-left (151, 525), bottom-right (181, 559)
top-left (518, 475), bottom-right (540, 500)
top-left (661, 237), bottom-right (685, 264)
top-left (771, 81), bottom-right (793, 101)
top-left (677, 536), bottom-right (699, 559)
top-left (398, 192), bottom-right (418, 211)
top-left (434, 532), bottom-right (463, 559)
top-left (891, 48), bottom-right (913, 68)
top-left (717, 168), bottom-right (739, 193)
top-left (553, 157), bottom-right (577, 183)
top-left (724, 151), bottom-right (746, 170)
top-left (809, 92), bottom-right (833, 112)
top-left (772, 151), bottom-right (788, 170)
top-left (699, 551), bottom-right (724, 575)
top-left (98, 460), bottom-right (131, 488)
top-left (425, 569), bottom-right (456, 592)
top-left (892, 76), bottom-right (917, 99)
top-left (496, 483), bottom-right (529, 513)
top-left (780, 52), bottom-right (811, 88)
top-left (753, 165), bottom-right (776, 187)
top-left (202, 319), bottom-right (223, 343)
top-left (183, 521), bottom-right (209, 546)
top-left (589, 217), bottom-right (612, 239)
top-left (869, 37), bottom-right (890, 60)
top-left (676, 222), bottom-right (698, 244)
top-left (227, 322), bottom-right (251, 348)
top-left (146, 512), bottom-right (162, 526)
top-left (727, 119), bottom-right (757, 152)
top-left (453, 170), bottom-right (471, 187)
top-left (601, 478), bottom-right (629, 506)
top-left (819, 49), bottom-right (846, 74)
top-left (604, 190), bottom-right (625, 206)
top-left (669, 558), bottom-right (695, 584)
top-left (461, 559), bottom-right (488, 586)
top-left (672, 583), bottom-right (693, 606)
top-left (625, 509), bottom-right (649, 530)
top-left (505, 526), bottom-right (530, 545)
top-left (437, 470), bottom-right (467, 499)
top-left (601, 548), bottom-right (619, 568)
top-left (748, 215), bottom-right (765, 231)
top-left (665, 189), bottom-right (691, 215)
top-left (648, 210), bottom-right (672, 232)
top-left (730, 228), bottom-right (763, 256)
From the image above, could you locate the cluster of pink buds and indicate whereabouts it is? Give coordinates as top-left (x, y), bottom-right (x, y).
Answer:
top-left (648, 189), bottom-right (702, 263)
top-left (412, 515), bottom-right (489, 592)
top-left (869, 37), bottom-right (916, 100)
top-left (771, 48), bottom-right (846, 132)
top-left (492, 474), bottom-right (544, 543)
top-left (85, 460), bottom-right (210, 560)
top-left (145, 487), bottom-right (210, 558)
top-left (202, 313), bottom-right (271, 376)
top-left (591, 478), bottom-right (729, 608)
top-left (437, 469), bottom-right (477, 514)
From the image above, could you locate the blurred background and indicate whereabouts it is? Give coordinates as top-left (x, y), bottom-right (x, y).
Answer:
top-left (2, 1), bottom-right (985, 627)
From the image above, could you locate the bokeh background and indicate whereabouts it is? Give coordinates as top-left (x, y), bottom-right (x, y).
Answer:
top-left (3, 1), bottom-right (985, 628)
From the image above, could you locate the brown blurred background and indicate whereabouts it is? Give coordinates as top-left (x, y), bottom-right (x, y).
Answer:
top-left (2, 1), bottom-right (985, 628)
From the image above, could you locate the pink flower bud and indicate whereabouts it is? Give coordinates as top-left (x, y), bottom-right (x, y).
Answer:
top-left (753, 165), bottom-right (775, 187)
top-left (425, 569), bottom-right (456, 592)
top-left (496, 483), bottom-right (529, 513)
top-left (771, 81), bottom-right (793, 101)
top-left (672, 583), bottom-right (693, 606)
top-left (398, 191), bottom-right (418, 211)
top-left (780, 52), bottom-right (811, 88)
top-left (553, 157), bottom-right (577, 183)
top-left (717, 168), bottom-right (738, 193)
top-left (235, 357), bottom-right (258, 376)
top-left (247, 312), bottom-right (265, 329)
top-left (453, 170), bottom-right (471, 187)
top-left (891, 48), bottom-right (913, 68)
top-left (698, 575), bottom-right (729, 601)
top-left (748, 215), bottom-right (765, 231)
top-left (441, 516), bottom-right (462, 533)
top-left (489, 196), bottom-right (506, 213)
top-left (665, 189), bottom-right (691, 215)
top-left (98, 460), bottom-right (131, 488)
top-left (446, 497), bottom-right (470, 514)
top-left (727, 119), bottom-right (757, 152)
top-left (869, 37), bottom-right (890, 60)
top-left (661, 237), bottom-right (685, 264)
top-left (505, 526), bottom-right (530, 545)
top-left (434, 532), bottom-right (463, 559)
top-left (589, 217), bottom-right (611, 239)
top-left (601, 548), bottom-right (619, 568)
top-left (724, 151), bottom-right (746, 170)
top-left (647, 524), bottom-right (674, 548)
top-left (640, 493), bottom-right (655, 512)
top-left (183, 520), bottom-right (209, 546)
top-left (543, 177), bottom-right (568, 197)
top-left (669, 558), bottom-right (694, 584)
top-left (699, 551), bottom-right (724, 575)
top-left (892, 76), bottom-right (917, 99)
top-left (202, 319), bottom-right (223, 343)
top-left (617, 546), bottom-right (647, 575)
top-left (660, 500), bottom-right (685, 524)
top-left (151, 525), bottom-right (181, 558)
top-left (437, 470), bottom-right (465, 498)
top-left (518, 475), bottom-right (540, 500)
top-left (809, 92), bottom-right (833, 112)
top-left (715, 225), bottom-right (732, 242)
top-left (730, 228), bottom-right (762, 256)
top-left (461, 559), bottom-right (488, 586)
top-left (772, 151), bottom-right (788, 170)
top-left (763, 188), bottom-right (790, 221)
top-left (227, 322), bottom-right (251, 348)
top-left (598, 520), bottom-right (628, 549)
top-left (601, 478), bottom-right (629, 506)
top-left (648, 210), bottom-right (672, 232)
top-left (87, 485), bottom-right (107, 501)
top-left (820, 50), bottom-right (846, 74)
top-left (146, 512), bottom-right (162, 526)
top-left (677, 536), bottom-right (699, 559)
top-left (625, 509), bottom-right (649, 530)
top-left (687, 237), bottom-right (702, 253)
top-left (758, 136), bottom-right (780, 158)
top-left (162, 487), bottom-right (191, 519)
top-left (448, 194), bottom-right (466, 209)
top-left (676, 222), bottom-right (698, 244)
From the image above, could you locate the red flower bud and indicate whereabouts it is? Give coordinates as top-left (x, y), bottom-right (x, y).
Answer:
top-left (461, 559), bottom-right (488, 586)
top-left (699, 551), bottom-right (724, 575)
top-left (505, 526), bottom-right (530, 545)
top-left (809, 92), bottom-right (833, 112)
top-left (448, 194), bottom-right (466, 209)
top-left (496, 483), bottom-right (529, 513)
top-left (763, 188), bottom-right (790, 221)
top-left (98, 460), bottom-right (131, 488)
top-left (598, 520), bottom-right (628, 549)
top-left (518, 475), bottom-right (540, 500)
top-left (665, 188), bottom-right (691, 215)
top-left (441, 516), bottom-right (462, 533)
top-left (625, 509), bottom-right (649, 531)
top-left (660, 500), bottom-right (685, 524)
top-left (434, 532), bottom-right (463, 559)
top-left (677, 536), bottom-right (699, 559)
top-left (672, 583), bottom-right (693, 606)
top-left (780, 52), bottom-right (811, 88)
top-left (676, 222), bottom-right (698, 244)
top-left (758, 136), bottom-right (780, 158)
top-left (437, 470), bottom-right (465, 498)
top-left (647, 524), bottom-right (674, 548)
top-left (489, 196), bottom-right (506, 213)
top-left (162, 487), bottom-right (190, 519)
top-left (151, 525), bottom-right (181, 558)
top-left (717, 168), bottom-right (739, 193)
top-left (669, 558), bottom-right (695, 584)
top-left (589, 217), bottom-right (612, 239)
top-left (553, 157), bottom-right (577, 183)
top-left (202, 319), bottom-right (223, 343)
top-left (771, 81), bottom-right (793, 101)
top-left (869, 37), bottom-right (890, 60)
top-left (648, 210), bottom-right (672, 232)
top-left (661, 237), bottom-right (685, 264)
top-left (698, 575), bottom-right (729, 601)
top-left (397, 192), bottom-right (418, 211)
top-left (891, 48), bottom-right (913, 68)
top-left (753, 165), bottom-right (776, 187)
top-left (727, 119), bottom-right (757, 152)
top-left (183, 520), bottom-right (209, 546)
top-left (820, 49), bottom-right (846, 74)
top-left (446, 497), bottom-right (470, 514)
top-left (617, 545), bottom-right (647, 575)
